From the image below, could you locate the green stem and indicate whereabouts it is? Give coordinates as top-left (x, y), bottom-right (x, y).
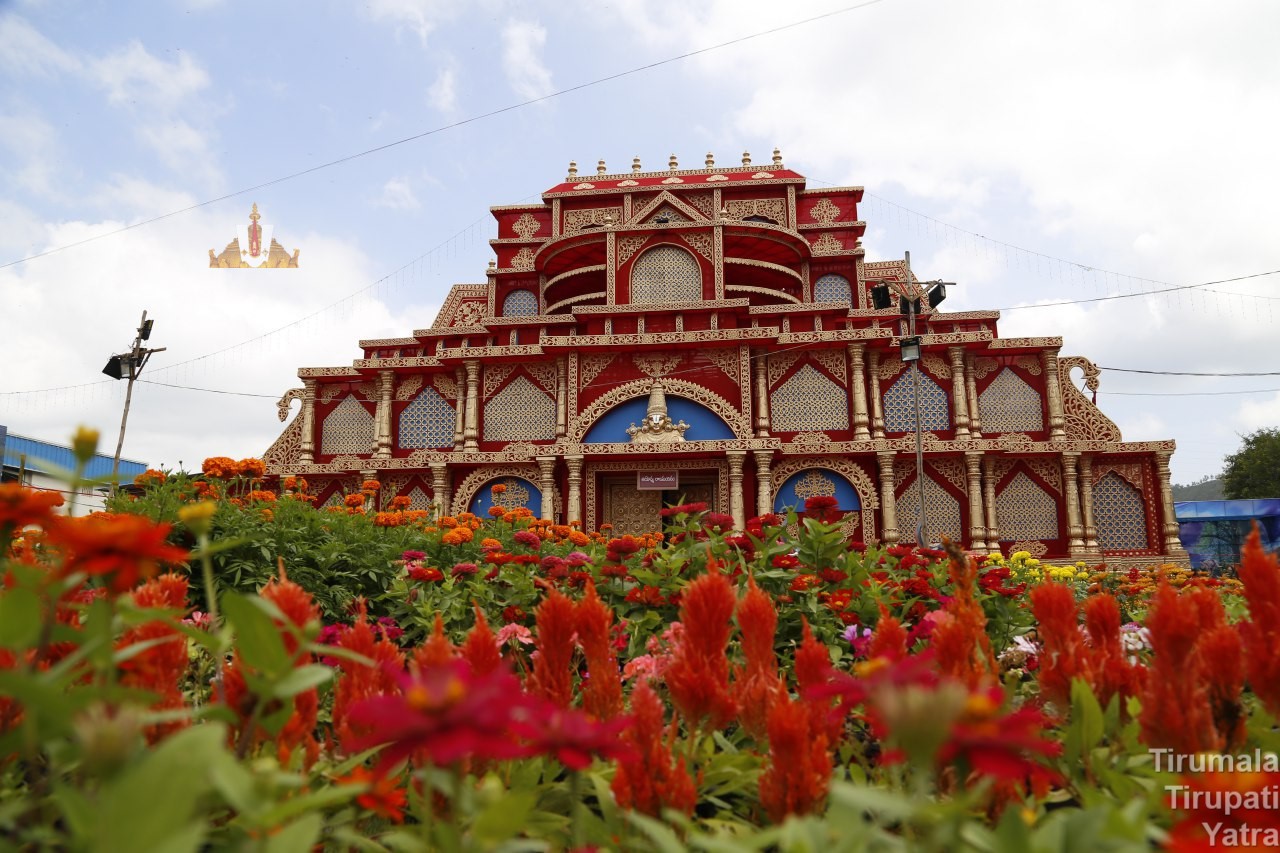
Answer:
top-left (196, 531), bottom-right (226, 705)
top-left (569, 769), bottom-right (585, 850)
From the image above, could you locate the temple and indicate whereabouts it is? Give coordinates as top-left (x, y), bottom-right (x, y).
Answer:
top-left (263, 151), bottom-right (1188, 567)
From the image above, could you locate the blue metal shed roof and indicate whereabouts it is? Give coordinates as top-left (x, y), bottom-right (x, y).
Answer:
top-left (2, 433), bottom-right (147, 481)
top-left (1175, 499), bottom-right (1280, 521)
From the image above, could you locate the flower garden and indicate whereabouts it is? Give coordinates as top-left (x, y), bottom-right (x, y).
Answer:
top-left (2, 435), bottom-right (1279, 852)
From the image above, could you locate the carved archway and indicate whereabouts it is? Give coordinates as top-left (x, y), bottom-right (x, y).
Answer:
top-left (571, 378), bottom-right (749, 441)
top-left (770, 456), bottom-right (878, 540)
top-left (453, 465), bottom-right (560, 520)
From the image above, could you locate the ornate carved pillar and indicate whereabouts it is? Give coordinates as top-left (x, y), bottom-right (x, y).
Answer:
top-left (300, 379), bottom-right (317, 465)
top-left (565, 455), bottom-right (584, 525)
top-left (1078, 454), bottom-right (1099, 554)
top-left (753, 449), bottom-right (773, 517)
top-left (1156, 451), bottom-right (1189, 558)
top-left (429, 461), bottom-right (450, 517)
top-left (1042, 348), bottom-right (1066, 441)
top-left (876, 451), bottom-right (898, 544)
top-left (555, 357), bottom-right (568, 439)
top-left (462, 360), bottom-right (481, 451)
top-left (1062, 452), bottom-right (1085, 552)
top-left (965, 451), bottom-right (986, 552)
top-left (848, 343), bottom-right (870, 441)
top-left (726, 451), bottom-right (746, 530)
top-left (374, 370), bottom-right (394, 458)
top-left (965, 353), bottom-right (982, 437)
top-left (452, 367), bottom-right (465, 450)
top-left (753, 349), bottom-right (770, 436)
top-left (537, 456), bottom-right (556, 522)
top-left (868, 349), bottom-right (885, 439)
top-left (947, 346), bottom-right (970, 438)
top-left (983, 456), bottom-right (1000, 548)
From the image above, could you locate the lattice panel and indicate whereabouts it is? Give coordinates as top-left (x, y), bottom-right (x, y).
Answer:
top-left (320, 396), bottom-right (374, 456)
top-left (895, 478), bottom-right (964, 543)
top-left (503, 289), bottom-right (538, 316)
top-left (770, 364), bottom-right (849, 431)
top-left (1095, 473), bottom-right (1149, 551)
top-left (630, 246), bottom-right (701, 304)
top-left (979, 368), bottom-right (1044, 433)
top-left (996, 472), bottom-right (1059, 541)
top-left (406, 486), bottom-right (433, 511)
top-left (882, 370), bottom-right (950, 433)
top-left (398, 388), bottom-right (455, 449)
top-left (483, 376), bottom-right (556, 441)
top-left (813, 274), bottom-right (851, 303)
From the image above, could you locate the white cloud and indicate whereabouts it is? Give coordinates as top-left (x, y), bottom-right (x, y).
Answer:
top-left (1236, 393), bottom-right (1280, 433)
top-left (501, 20), bottom-right (554, 100)
top-left (137, 121), bottom-right (222, 193)
top-left (427, 66), bottom-right (457, 112)
top-left (364, 0), bottom-right (456, 45)
top-left (93, 41), bottom-right (209, 109)
top-left (374, 177), bottom-right (421, 210)
top-left (0, 14), bottom-right (82, 77)
top-left (0, 112), bottom-right (61, 196)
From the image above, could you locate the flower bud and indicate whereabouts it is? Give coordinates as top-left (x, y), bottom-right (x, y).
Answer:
top-left (72, 426), bottom-right (101, 465)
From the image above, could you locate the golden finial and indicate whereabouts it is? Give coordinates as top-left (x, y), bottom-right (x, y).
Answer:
top-left (742, 151), bottom-right (751, 166)
top-left (772, 147), bottom-right (783, 166)
top-left (705, 152), bottom-right (714, 167)
top-left (597, 159), bottom-right (607, 175)
top-left (603, 212), bottom-right (615, 229)
top-left (487, 259), bottom-right (496, 270)
top-left (567, 161), bottom-right (578, 178)
top-left (668, 154), bottom-right (678, 171)
top-left (250, 202), bottom-right (261, 222)
top-left (632, 156), bottom-right (642, 173)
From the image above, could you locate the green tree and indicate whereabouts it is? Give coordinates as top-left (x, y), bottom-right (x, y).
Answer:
top-left (1222, 428), bottom-right (1280, 499)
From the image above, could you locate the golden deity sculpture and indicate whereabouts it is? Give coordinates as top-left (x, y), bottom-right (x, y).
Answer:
top-left (627, 382), bottom-right (690, 444)
top-left (209, 203), bottom-right (300, 268)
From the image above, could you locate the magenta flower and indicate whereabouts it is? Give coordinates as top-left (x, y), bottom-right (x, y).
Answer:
top-left (513, 530), bottom-right (542, 550)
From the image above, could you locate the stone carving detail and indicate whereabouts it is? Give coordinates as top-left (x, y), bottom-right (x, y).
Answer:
top-left (399, 388), bottom-right (454, 449)
top-left (263, 415), bottom-right (303, 472)
top-left (1060, 356), bottom-right (1123, 442)
top-left (1026, 458), bottom-right (1063, 493)
top-left (771, 365), bottom-right (849, 431)
top-left (564, 207), bottom-right (622, 234)
top-left (320, 396), bottom-right (374, 456)
top-left (681, 233), bottom-right (714, 261)
top-left (810, 349), bottom-right (847, 385)
top-left (1008, 540), bottom-right (1049, 558)
top-left (276, 388), bottom-right (304, 422)
top-left (483, 376), bottom-right (556, 442)
top-left (971, 357), bottom-right (1000, 381)
top-left (979, 368), bottom-right (1044, 433)
top-left (573, 378), bottom-right (748, 440)
top-left (929, 458), bottom-right (967, 495)
top-left (433, 373), bottom-right (458, 400)
top-left (726, 198), bottom-right (786, 223)
top-left (996, 472), bottom-right (1060, 541)
top-left (454, 300), bottom-right (485, 327)
top-left (767, 352), bottom-right (801, 389)
top-left (792, 469), bottom-right (836, 499)
top-left (1095, 473), bottom-right (1149, 551)
top-left (631, 246), bottom-right (701, 303)
top-left (492, 478), bottom-right (531, 510)
top-left (319, 384), bottom-right (344, 404)
top-left (512, 213), bottom-right (541, 239)
top-left (810, 198), bottom-right (841, 224)
top-left (394, 375), bottom-right (423, 402)
top-left (626, 382), bottom-right (689, 444)
top-left (606, 485), bottom-right (663, 536)
top-left (484, 365), bottom-right (514, 399)
top-left (646, 205), bottom-right (689, 223)
top-left (685, 192), bottom-right (714, 218)
top-left (510, 248), bottom-right (536, 271)
top-left (1014, 355), bottom-right (1042, 375)
top-left (579, 355), bottom-right (614, 389)
top-left (617, 236), bottom-right (649, 266)
top-left (883, 370), bottom-right (949, 433)
top-left (809, 233), bottom-right (843, 255)
top-left (633, 353), bottom-right (682, 378)
top-left (702, 348), bottom-right (739, 381)
top-left (1093, 461), bottom-right (1144, 489)
top-left (921, 354), bottom-right (951, 380)
top-left (527, 363), bottom-right (557, 394)
top-left (789, 432), bottom-right (833, 447)
top-left (878, 356), bottom-right (906, 382)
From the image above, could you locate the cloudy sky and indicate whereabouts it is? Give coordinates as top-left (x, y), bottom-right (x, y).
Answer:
top-left (1, 0), bottom-right (1277, 484)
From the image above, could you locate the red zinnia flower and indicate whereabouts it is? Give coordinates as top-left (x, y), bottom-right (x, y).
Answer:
top-left (49, 513), bottom-right (188, 594)
top-left (338, 766), bottom-right (408, 823)
top-left (0, 483), bottom-right (64, 532)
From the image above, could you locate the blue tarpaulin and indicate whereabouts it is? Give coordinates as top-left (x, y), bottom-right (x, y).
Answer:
top-left (1175, 499), bottom-right (1280, 569)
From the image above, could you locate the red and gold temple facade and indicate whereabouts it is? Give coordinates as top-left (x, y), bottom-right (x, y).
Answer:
top-left (264, 152), bottom-right (1188, 567)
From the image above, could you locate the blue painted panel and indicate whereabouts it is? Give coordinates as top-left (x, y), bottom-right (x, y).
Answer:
top-left (1175, 499), bottom-right (1280, 520)
top-left (583, 396), bottom-right (735, 443)
top-left (2, 433), bottom-right (147, 480)
top-left (773, 469), bottom-right (861, 514)
top-left (468, 477), bottom-right (542, 517)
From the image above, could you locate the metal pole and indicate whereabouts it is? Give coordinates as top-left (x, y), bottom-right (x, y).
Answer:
top-left (905, 251), bottom-right (929, 548)
top-left (111, 311), bottom-right (146, 495)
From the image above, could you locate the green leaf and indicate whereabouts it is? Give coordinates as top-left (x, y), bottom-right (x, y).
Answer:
top-left (222, 592), bottom-right (291, 679)
top-left (472, 790), bottom-right (537, 844)
top-left (0, 587), bottom-right (42, 648)
top-left (272, 664), bottom-right (334, 699)
top-left (264, 814), bottom-right (323, 853)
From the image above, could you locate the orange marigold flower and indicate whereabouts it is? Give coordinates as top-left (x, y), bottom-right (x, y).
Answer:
top-left (245, 490), bottom-right (276, 504)
top-left (201, 456), bottom-right (237, 479)
top-left (491, 483), bottom-right (508, 495)
top-left (49, 513), bottom-right (188, 594)
top-left (283, 476), bottom-right (298, 491)
top-left (0, 483), bottom-right (64, 532)
top-left (373, 511), bottom-right (404, 527)
top-left (133, 468), bottom-right (167, 489)
top-left (389, 495), bottom-right (412, 510)
top-left (118, 573), bottom-right (190, 742)
top-left (361, 479), bottom-right (380, 492)
top-left (344, 493), bottom-right (366, 508)
top-left (237, 458), bottom-right (266, 479)
top-left (439, 516), bottom-right (458, 528)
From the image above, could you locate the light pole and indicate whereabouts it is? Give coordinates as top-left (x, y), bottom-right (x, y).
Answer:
top-left (102, 311), bottom-right (165, 493)
top-left (870, 253), bottom-right (951, 548)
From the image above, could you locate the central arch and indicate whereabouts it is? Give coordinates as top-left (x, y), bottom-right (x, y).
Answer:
top-left (571, 378), bottom-right (750, 441)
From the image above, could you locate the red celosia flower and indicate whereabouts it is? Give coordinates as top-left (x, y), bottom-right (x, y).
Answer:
top-left (0, 483), bottom-right (64, 532)
top-left (331, 604), bottom-right (406, 749)
top-left (413, 614), bottom-right (457, 669)
top-left (460, 606), bottom-right (503, 676)
top-left (733, 577), bottom-right (781, 740)
top-left (528, 589), bottom-right (577, 708)
top-left (759, 694), bottom-right (832, 822)
top-left (338, 766), bottom-right (408, 823)
top-left (612, 681), bottom-right (698, 817)
top-left (793, 618), bottom-right (841, 742)
top-left (575, 581), bottom-right (624, 720)
top-left (1165, 770), bottom-right (1280, 852)
top-left (49, 513), bottom-right (189, 594)
top-left (1080, 593), bottom-right (1145, 715)
top-left (1029, 582), bottom-right (1086, 709)
top-left (664, 564), bottom-right (738, 730)
top-left (1139, 582), bottom-right (1220, 754)
top-left (930, 551), bottom-right (997, 690)
top-left (1198, 623), bottom-right (1246, 751)
top-left (867, 607), bottom-right (909, 661)
top-left (1237, 527), bottom-right (1280, 717)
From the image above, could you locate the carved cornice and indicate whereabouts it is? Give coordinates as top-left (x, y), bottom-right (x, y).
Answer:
top-left (544, 264), bottom-right (606, 289)
top-left (352, 356), bottom-right (444, 369)
top-left (989, 337), bottom-right (1063, 349)
top-left (573, 298), bottom-right (748, 314)
top-left (542, 328), bottom-right (777, 349)
top-left (796, 220), bottom-right (866, 231)
top-left (358, 337), bottom-right (419, 348)
top-left (298, 366), bottom-right (360, 377)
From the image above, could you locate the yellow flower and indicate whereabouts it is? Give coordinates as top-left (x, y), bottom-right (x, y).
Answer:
top-left (72, 426), bottom-right (101, 465)
top-left (178, 500), bottom-right (218, 535)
